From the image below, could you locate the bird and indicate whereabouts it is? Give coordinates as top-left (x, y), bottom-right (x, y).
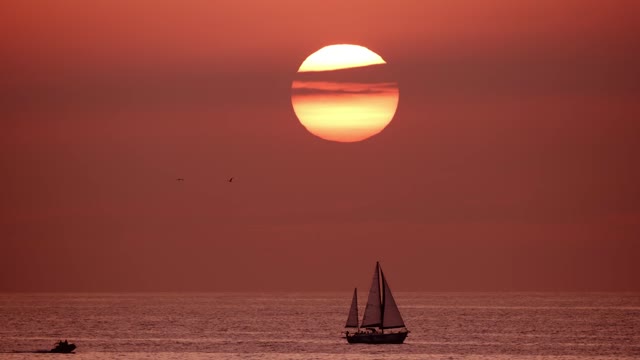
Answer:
top-left (176, 178), bottom-right (184, 182)
top-left (228, 177), bottom-right (234, 183)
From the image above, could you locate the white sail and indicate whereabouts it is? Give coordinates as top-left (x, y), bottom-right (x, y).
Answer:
top-left (381, 269), bottom-right (406, 329)
top-left (345, 288), bottom-right (359, 328)
top-left (360, 262), bottom-right (382, 328)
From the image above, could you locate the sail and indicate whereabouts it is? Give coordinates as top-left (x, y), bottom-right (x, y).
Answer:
top-left (360, 262), bottom-right (382, 328)
top-left (345, 288), bottom-right (359, 328)
top-left (380, 269), bottom-right (406, 329)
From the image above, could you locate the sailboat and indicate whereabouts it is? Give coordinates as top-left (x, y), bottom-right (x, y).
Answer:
top-left (344, 261), bottom-right (409, 344)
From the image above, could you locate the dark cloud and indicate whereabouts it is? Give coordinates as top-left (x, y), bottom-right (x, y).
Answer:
top-left (291, 82), bottom-right (398, 96)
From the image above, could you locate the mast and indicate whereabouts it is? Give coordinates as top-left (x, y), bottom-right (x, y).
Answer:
top-left (380, 262), bottom-right (385, 334)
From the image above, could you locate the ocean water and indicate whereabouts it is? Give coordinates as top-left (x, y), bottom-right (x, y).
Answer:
top-left (0, 292), bottom-right (638, 359)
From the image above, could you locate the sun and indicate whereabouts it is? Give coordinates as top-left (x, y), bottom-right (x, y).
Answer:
top-left (291, 44), bottom-right (399, 143)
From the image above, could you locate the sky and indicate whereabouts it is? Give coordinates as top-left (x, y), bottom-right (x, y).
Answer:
top-left (1, 0), bottom-right (639, 292)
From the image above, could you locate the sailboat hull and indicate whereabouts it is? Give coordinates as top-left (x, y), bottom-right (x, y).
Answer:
top-left (346, 331), bottom-right (408, 344)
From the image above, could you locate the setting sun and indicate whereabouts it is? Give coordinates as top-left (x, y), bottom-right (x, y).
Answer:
top-left (291, 44), bottom-right (399, 143)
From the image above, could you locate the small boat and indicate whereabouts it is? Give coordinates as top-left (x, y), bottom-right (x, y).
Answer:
top-left (344, 261), bottom-right (409, 344)
top-left (50, 340), bottom-right (76, 353)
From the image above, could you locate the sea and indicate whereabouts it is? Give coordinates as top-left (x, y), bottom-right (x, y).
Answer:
top-left (0, 292), bottom-right (638, 360)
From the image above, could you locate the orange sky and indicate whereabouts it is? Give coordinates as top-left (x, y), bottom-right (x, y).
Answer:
top-left (1, 1), bottom-right (639, 292)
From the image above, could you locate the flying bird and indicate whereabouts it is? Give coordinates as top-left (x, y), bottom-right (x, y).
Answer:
top-left (176, 178), bottom-right (184, 182)
top-left (228, 177), bottom-right (234, 183)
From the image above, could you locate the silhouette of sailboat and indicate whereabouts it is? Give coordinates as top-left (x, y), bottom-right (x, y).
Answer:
top-left (50, 340), bottom-right (75, 353)
top-left (344, 261), bottom-right (409, 344)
